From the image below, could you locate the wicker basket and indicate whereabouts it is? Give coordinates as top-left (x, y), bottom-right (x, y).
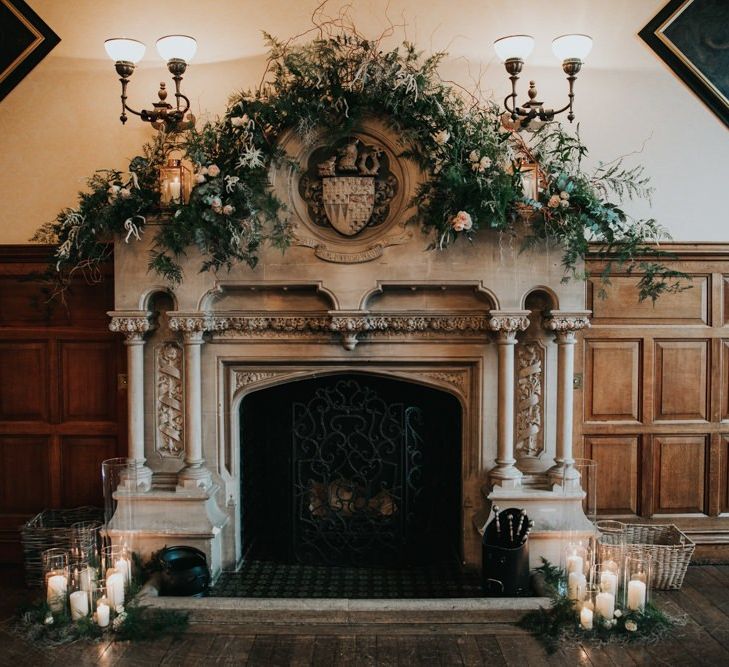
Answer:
top-left (21, 507), bottom-right (104, 587)
top-left (623, 523), bottom-right (695, 590)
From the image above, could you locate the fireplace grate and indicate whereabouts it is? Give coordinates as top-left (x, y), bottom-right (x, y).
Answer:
top-left (211, 560), bottom-right (482, 599)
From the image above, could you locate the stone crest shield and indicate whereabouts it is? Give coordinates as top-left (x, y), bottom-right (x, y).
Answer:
top-left (322, 176), bottom-right (375, 236)
top-left (299, 137), bottom-right (398, 238)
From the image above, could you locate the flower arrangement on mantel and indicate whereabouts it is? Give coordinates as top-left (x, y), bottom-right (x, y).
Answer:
top-left (519, 560), bottom-right (681, 654)
top-left (33, 14), bottom-right (687, 302)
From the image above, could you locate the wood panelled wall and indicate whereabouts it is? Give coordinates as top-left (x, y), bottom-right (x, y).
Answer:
top-left (0, 246), bottom-right (125, 563)
top-left (578, 245), bottom-right (729, 541)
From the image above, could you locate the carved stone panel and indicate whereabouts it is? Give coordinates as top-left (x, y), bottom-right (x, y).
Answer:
top-left (155, 342), bottom-right (184, 458)
top-left (515, 341), bottom-right (545, 459)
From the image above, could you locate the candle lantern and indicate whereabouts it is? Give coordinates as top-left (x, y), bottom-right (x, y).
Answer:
top-left (70, 520), bottom-right (103, 567)
top-left (624, 551), bottom-right (652, 612)
top-left (160, 158), bottom-right (192, 206)
top-left (42, 548), bottom-right (69, 614)
top-left (596, 520), bottom-right (625, 599)
top-left (579, 583), bottom-right (599, 629)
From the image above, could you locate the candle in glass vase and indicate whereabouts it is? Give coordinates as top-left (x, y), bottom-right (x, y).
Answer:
top-left (169, 178), bottom-right (181, 202)
top-left (595, 591), bottom-right (615, 619)
top-left (580, 605), bottom-right (594, 630)
top-left (96, 601), bottom-right (110, 627)
top-left (80, 565), bottom-right (96, 592)
top-left (566, 553), bottom-right (584, 575)
top-left (627, 579), bottom-right (647, 611)
top-left (69, 590), bottom-right (89, 620)
top-left (600, 570), bottom-right (619, 596)
top-left (46, 574), bottom-right (68, 612)
top-left (106, 569), bottom-right (125, 608)
top-left (114, 556), bottom-right (131, 586)
top-left (568, 571), bottom-right (586, 601)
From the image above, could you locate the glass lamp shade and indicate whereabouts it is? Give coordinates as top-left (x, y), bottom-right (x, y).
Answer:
top-left (552, 34), bottom-right (593, 62)
top-left (494, 35), bottom-right (535, 62)
top-left (156, 35), bottom-right (197, 62)
top-left (104, 38), bottom-right (146, 63)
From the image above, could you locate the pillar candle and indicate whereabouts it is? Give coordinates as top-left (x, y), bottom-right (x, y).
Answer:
top-left (602, 559), bottom-right (618, 574)
top-left (69, 590), bottom-right (89, 620)
top-left (566, 554), bottom-right (583, 574)
top-left (106, 569), bottom-right (125, 609)
top-left (169, 179), bottom-right (181, 201)
top-left (627, 579), bottom-right (647, 611)
top-left (46, 574), bottom-right (68, 613)
top-left (80, 565), bottom-right (96, 592)
top-left (580, 605), bottom-right (593, 630)
top-left (568, 572), bottom-right (587, 601)
top-left (96, 602), bottom-right (110, 628)
top-left (115, 557), bottom-right (131, 586)
top-left (600, 570), bottom-right (618, 596)
top-left (595, 591), bottom-right (615, 619)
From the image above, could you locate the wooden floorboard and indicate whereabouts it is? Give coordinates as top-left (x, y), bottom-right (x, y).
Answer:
top-left (4, 566), bottom-right (729, 665)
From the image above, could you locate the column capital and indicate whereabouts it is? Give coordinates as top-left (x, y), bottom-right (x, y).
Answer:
top-left (543, 310), bottom-right (591, 336)
top-left (488, 310), bottom-right (530, 343)
top-left (168, 312), bottom-right (216, 342)
top-left (108, 310), bottom-right (156, 341)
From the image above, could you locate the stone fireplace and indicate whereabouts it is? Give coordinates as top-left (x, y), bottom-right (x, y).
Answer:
top-left (107, 121), bottom-right (593, 580)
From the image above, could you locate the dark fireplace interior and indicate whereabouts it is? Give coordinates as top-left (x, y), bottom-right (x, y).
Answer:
top-left (240, 373), bottom-right (462, 570)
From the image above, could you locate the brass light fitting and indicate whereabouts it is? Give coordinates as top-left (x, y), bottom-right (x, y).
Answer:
top-left (104, 35), bottom-right (197, 132)
top-left (494, 34), bottom-right (593, 129)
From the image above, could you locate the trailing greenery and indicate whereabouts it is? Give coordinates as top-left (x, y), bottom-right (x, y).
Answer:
top-left (33, 22), bottom-right (686, 301)
top-left (519, 559), bottom-right (680, 654)
top-left (12, 599), bottom-right (188, 647)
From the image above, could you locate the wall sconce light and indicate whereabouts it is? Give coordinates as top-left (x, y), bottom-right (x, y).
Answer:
top-left (494, 33), bottom-right (592, 129)
top-left (104, 35), bottom-right (197, 132)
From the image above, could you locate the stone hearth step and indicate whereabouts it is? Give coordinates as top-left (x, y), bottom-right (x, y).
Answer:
top-left (140, 596), bottom-right (549, 627)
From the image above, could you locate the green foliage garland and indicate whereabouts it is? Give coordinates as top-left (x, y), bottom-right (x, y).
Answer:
top-left (34, 24), bottom-right (685, 301)
top-left (519, 559), bottom-right (681, 654)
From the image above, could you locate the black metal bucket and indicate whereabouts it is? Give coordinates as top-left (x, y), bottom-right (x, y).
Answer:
top-left (155, 545), bottom-right (210, 597)
top-left (481, 539), bottom-right (530, 596)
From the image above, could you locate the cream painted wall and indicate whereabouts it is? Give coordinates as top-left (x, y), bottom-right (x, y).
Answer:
top-left (0, 0), bottom-right (726, 244)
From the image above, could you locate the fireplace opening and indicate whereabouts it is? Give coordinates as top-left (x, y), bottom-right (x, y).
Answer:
top-left (239, 373), bottom-right (462, 570)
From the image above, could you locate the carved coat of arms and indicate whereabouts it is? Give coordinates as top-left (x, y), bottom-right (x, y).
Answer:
top-left (299, 137), bottom-right (398, 237)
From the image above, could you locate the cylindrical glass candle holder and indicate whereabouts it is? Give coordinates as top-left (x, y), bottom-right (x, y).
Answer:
top-left (91, 586), bottom-right (111, 628)
top-left (596, 563), bottom-right (619, 598)
top-left (579, 583), bottom-right (599, 629)
top-left (624, 552), bottom-right (651, 612)
top-left (70, 520), bottom-right (103, 567)
top-left (102, 457), bottom-right (138, 562)
top-left (102, 544), bottom-right (132, 588)
top-left (42, 548), bottom-right (69, 614)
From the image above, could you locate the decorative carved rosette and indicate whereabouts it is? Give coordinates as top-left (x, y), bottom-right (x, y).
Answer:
top-left (543, 310), bottom-right (591, 341)
top-left (108, 311), bottom-right (156, 341)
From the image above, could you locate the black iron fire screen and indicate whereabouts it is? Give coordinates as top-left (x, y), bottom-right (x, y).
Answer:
top-left (240, 373), bottom-right (461, 568)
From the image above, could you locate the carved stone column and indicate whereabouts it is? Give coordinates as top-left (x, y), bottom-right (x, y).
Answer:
top-left (488, 310), bottom-right (530, 487)
top-left (108, 311), bottom-right (156, 491)
top-left (168, 316), bottom-right (213, 490)
top-left (543, 310), bottom-right (591, 485)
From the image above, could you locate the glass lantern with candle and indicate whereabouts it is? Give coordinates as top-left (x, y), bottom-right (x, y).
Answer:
top-left (160, 158), bottom-right (192, 206)
top-left (70, 520), bottom-right (103, 567)
top-left (563, 541), bottom-right (590, 602)
top-left (42, 548), bottom-right (69, 615)
top-left (91, 586), bottom-right (111, 628)
top-left (624, 551), bottom-right (652, 612)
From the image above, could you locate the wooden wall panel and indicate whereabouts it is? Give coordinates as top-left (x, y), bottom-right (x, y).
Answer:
top-left (580, 245), bottom-right (729, 526)
top-left (0, 245), bottom-right (124, 565)
top-left (585, 340), bottom-right (640, 422)
top-left (584, 436), bottom-right (640, 514)
top-left (60, 341), bottom-right (117, 422)
top-left (654, 340), bottom-right (709, 421)
top-left (61, 436), bottom-right (118, 507)
top-left (0, 341), bottom-right (49, 421)
top-left (654, 435), bottom-right (707, 514)
top-left (588, 275), bottom-right (709, 325)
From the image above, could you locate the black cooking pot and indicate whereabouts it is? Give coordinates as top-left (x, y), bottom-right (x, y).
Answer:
top-left (155, 545), bottom-right (210, 597)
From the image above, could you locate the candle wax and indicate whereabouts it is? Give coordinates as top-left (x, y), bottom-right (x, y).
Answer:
top-left (595, 591), bottom-right (615, 619)
top-left (96, 602), bottom-right (110, 628)
top-left (566, 554), bottom-right (583, 574)
top-left (46, 574), bottom-right (68, 613)
top-left (580, 606), bottom-right (594, 630)
top-left (70, 590), bottom-right (89, 620)
top-left (600, 570), bottom-right (618, 596)
top-left (627, 579), bottom-right (647, 611)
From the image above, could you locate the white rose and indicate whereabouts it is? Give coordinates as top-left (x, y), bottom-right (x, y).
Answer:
top-left (195, 173), bottom-right (206, 184)
top-left (625, 620), bottom-right (638, 632)
top-left (222, 204), bottom-right (234, 215)
top-left (107, 185), bottom-right (120, 199)
top-left (207, 164), bottom-right (221, 178)
top-left (451, 210), bottom-right (473, 231)
top-left (210, 197), bottom-right (222, 212)
top-left (200, 166), bottom-right (209, 175)
top-left (548, 194), bottom-right (561, 208)
top-left (432, 130), bottom-right (450, 146)
top-left (469, 150), bottom-right (479, 163)
top-left (479, 156), bottom-right (492, 171)
top-left (560, 191), bottom-right (570, 200)
top-left (560, 199), bottom-right (569, 208)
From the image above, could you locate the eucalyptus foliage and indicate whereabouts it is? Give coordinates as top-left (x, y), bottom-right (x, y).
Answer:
top-left (34, 28), bottom-right (684, 301)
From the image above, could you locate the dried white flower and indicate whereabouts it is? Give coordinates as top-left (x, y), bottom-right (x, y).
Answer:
top-left (613, 609), bottom-right (622, 618)
top-left (432, 130), bottom-right (450, 146)
top-left (625, 619), bottom-right (638, 632)
top-left (469, 150), bottom-right (480, 163)
top-left (560, 190), bottom-right (570, 200)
